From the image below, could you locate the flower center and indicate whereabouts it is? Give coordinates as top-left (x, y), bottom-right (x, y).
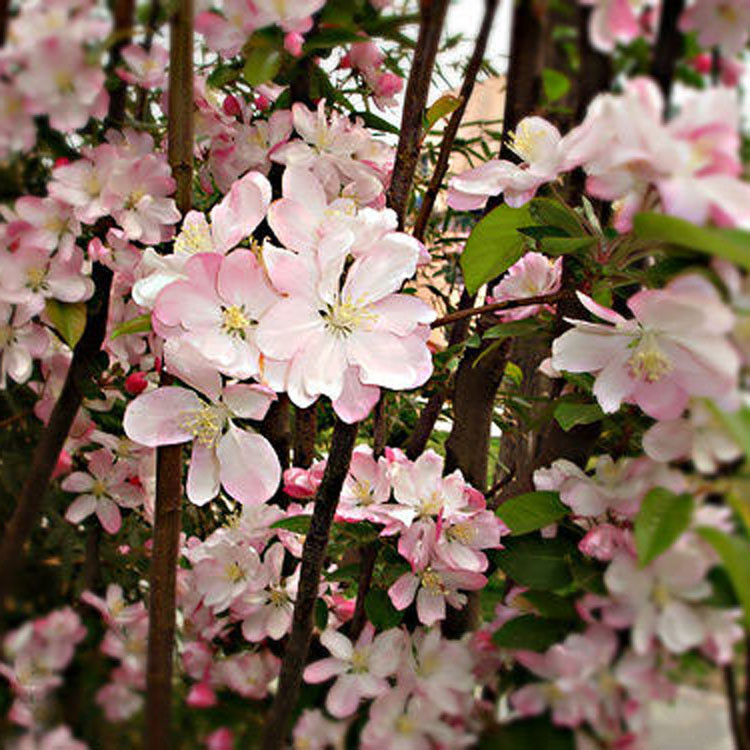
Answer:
top-left (224, 561), bottom-right (246, 584)
top-left (508, 121), bottom-right (547, 162)
top-left (180, 405), bottom-right (226, 446)
top-left (652, 582), bottom-right (671, 607)
top-left (395, 715), bottom-right (415, 735)
top-left (222, 304), bottom-right (252, 336)
top-left (0, 324), bottom-right (14, 349)
top-left (628, 331), bottom-right (672, 383)
top-left (350, 647), bottom-right (370, 674)
top-left (269, 586), bottom-right (288, 607)
top-left (175, 221), bottom-right (213, 256)
top-left (26, 266), bottom-right (48, 292)
top-left (418, 492), bottom-right (443, 519)
top-left (717, 2), bottom-right (738, 21)
top-left (420, 568), bottom-right (445, 595)
top-left (446, 522), bottom-right (474, 544)
top-left (91, 479), bottom-right (108, 499)
top-left (321, 299), bottom-right (375, 338)
top-left (352, 479), bottom-right (374, 506)
top-left (125, 189), bottom-right (147, 210)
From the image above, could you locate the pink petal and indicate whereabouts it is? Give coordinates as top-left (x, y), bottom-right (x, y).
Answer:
top-left (187, 441), bottom-right (220, 506)
top-left (216, 425), bottom-right (281, 504)
top-left (123, 386), bottom-right (201, 447)
top-left (65, 494), bottom-right (97, 524)
top-left (96, 498), bottom-right (122, 534)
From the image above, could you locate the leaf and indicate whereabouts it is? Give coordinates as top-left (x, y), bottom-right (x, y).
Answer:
top-left (351, 110), bottom-right (400, 135)
top-left (460, 204), bottom-right (535, 294)
top-left (243, 48), bottom-right (281, 86)
top-left (483, 319), bottom-right (540, 341)
top-left (529, 198), bottom-right (582, 236)
top-left (271, 516), bottom-right (311, 534)
top-left (553, 401), bottom-right (604, 431)
top-left (517, 590), bottom-right (578, 620)
top-left (492, 535), bottom-right (573, 590)
top-left (496, 491), bottom-right (569, 536)
top-left (315, 598), bottom-right (329, 630)
top-left (634, 487), bottom-right (694, 567)
top-left (303, 27), bottom-right (364, 51)
top-left (44, 300), bottom-right (87, 347)
top-left (109, 313), bottom-right (151, 340)
top-left (424, 94), bottom-right (463, 131)
top-left (633, 213), bottom-right (750, 270)
top-left (542, 68), bottom-right (571, 102)
top-left (364, 588), bottom-right (403, 629)
top-left (698, 527), bottom-right (750, 626)
top-left (492, 614), bottom-right (572, 651)
top-left (706, 401), bottom-right (750, 461)
top-left (540, 236), bottom-right (597, 255)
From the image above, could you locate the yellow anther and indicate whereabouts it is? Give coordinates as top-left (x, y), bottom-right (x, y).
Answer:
top-left (222, 304), bottom-right (251, 336)
top-left (420, 568), bottom-right (445, 595)
top-left (180, 405), bottom-right (226, 446)
top-left (26, 266), bottom-right (48, 291)
top-left (628, 332), bottom-right (672, 383)
top-left (175, 221), bottom-right (213, 256)
top-left (508, 120), bottom-right (547, 162)
top-left (224, 561), bottom-right (246, 584)
top-left (321, 298), bottom-right (377, 338)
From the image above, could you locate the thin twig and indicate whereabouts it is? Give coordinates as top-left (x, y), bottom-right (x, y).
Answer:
top-left (650, 0), bottom-right (685, 100)
top-left (724, 663), bottom-right (748, 750)
top-left (412, 0), bottom-right (499, 241)
top-left (144, 0), bottom-right (193, 746)
top-left (431, 290), bottom-right (568, 328)
top-left (134, 0), bottom-right (163, 122)
top-left (261, 419), bottom-right (359, 750)
top-left (386, 0), bottom-right (450, 228)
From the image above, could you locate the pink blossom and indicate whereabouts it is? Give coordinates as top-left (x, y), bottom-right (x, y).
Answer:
top-left (292, 709), bottom-right (347, 750)
top-left (123, 384), bottom-right (281, 505)
top-left (204, 728), bottom-right (235, 750)
top-left (679, 0), bottom-right (750, 54)
top-left (96, 682), bottom-right (144, 722)
top-left (283, 460), bottom-right (326, 499)
top-left (14, 725), bottom-right (88, 750)
top-left (448, 117), bottom-right (566, 210)
top-left (303, 624), bottom-right (404, 718)
top-left (551, 276), bottom-right (740, 420)
top-left (118, 42), bottom-right (169, 89)
top-left (487, 252), bottom-right (563, 321)
top-left (0, 302), bottom-right (48, 388)
top-left (0, 81), bottom-right (35, 158)
top-left (337, 447), bottom-right (391, 523)
top-left (284, 31), bottom-right (304, 56)
top-left (213, 650), bottom-right (280, 699)
top-left (579, 0), bottom-right (650, 52)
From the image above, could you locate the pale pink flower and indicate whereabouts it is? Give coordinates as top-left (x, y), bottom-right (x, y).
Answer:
top-left (303, 624), bottom-right (404, 718)
top-left (448, 117), bottom-right (566, 210)
top-left (0, 303), bottom-right (48, 388)
top-left (96, 682), bottom-right (143, 722)
top-left (0, 81), bottom-right (35, 158)
top-left (195, 0), bottom-right (257, 57)
top-left (118, 42), bottom-right (169, 89)
top-left (388, 563), bottom-right (486, 626)
top-left (14, 725), bottom-right (88, 750)
top-left (7, 196), bottom-right (79, 261)
top-left (361, 686), bottom-right (475, 750)
top-left (292, 709), bottom-right (347, 750)
top-left (642, 399), bottom-right (743, 473)
top-left (213, 650), bottom-right (280, 699)
top-left (336, 447), bottom-right (391, 523)
top-left (487, 252), bottom-right (563, 321)
top-left (283, 460), bottom-right (326, 499)
top-left (62, 449), bottom-right (144, 534)
top-left (247, 0), bottom-right (326, 34)
top-left (81, 584), bottom-right (146, 628)
top-left (579, 0), bottom-right (650, 52)
top-left (679, 0), bottom-right (750, 54)
top-left (123, 384), bottom-right (281, 505)
top-left (551, 276), bottom-right (740, 420)
top-left (205, 728), bottom-right (235, 750)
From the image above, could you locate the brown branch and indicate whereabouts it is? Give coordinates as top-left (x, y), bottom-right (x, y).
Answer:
top-left (134, 0), bottom-right (163, 122)
top-left (386, 0), bottom-right (450, 228)
top-left (650, 0), bottom-right (685, 100)
top-left (412, 0), bottom-right (499, 241)
top-left (144, 0), bottom-right (193, 747)
top-left (724, 662), bottom-right (748, 750)
top-left (0, 0), bottom-right (9, 47)
top-left (105, 0), bottom-right (136, 129)
top-left (293, 404), bottom-right (317, 469)
top-left (431, 290), bottom-right (568, 328)
top-left (261, 419), bottom-right (359, 750)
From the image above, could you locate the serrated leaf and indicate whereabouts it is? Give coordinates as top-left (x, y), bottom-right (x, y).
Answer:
top-left (45, 300), bottom-right (87, 347)
top-left (529, 198), bottom-right (582, 236)
top-left (110, 313), bottom-right (151, 340)
top-left (424, 94), bottom-right (463, 131)
top-left (633, 213), bottom-right (750, 270)
top-left (634, 487), bottom-right (694, 567)
top-left (271, 516), bottom-right (311, 534)
top-left (697, 527), bottom-right (750, 626)
top-left (542, 68), bottom-right (571, 102)
top-left (492, 535), bottom-right (573, 590)
top-left (496, 491), bottom-right (568, 536)
top-left (460, 204), bottom-right (535, 294)
top-left (243, 48), bottom-right (281, 86)
top-left (553, 401), bottom-right (604, 431)
top-left (492, 614), bottom-right (572, 651)
top-left (364, 587), bottom-right (403, 629)
top-left (540, 236), bottom-right (596, 255)
top-left (352, 110), bottom-right (400, 135)
top-left (483, 319), bottom-right (540, 341)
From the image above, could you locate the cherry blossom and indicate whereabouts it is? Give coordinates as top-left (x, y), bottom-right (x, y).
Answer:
top-left (679, 0), bottom-right (750, 54)
top-left (118, 42), bottom-right (170, 90)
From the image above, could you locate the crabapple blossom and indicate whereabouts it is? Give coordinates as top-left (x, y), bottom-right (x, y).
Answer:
top-left (118, 42), bottom-right (169, 90)
top-left (303, 624), bottom-right (404, 718)
top-left (13, 725), bottom-right (88, 750)
top-left (487, 252), bottom-right (563, 321)
top-left (0, 303), bottom-right (48, 388)
top-left (61, 448), bottom-right (144, 534)
top-left (551, 276), bottom-right (740, 420)
top-left (213, 650), bottom-right (281, 699)
top-left (579, 0), bottom-right (652, 52)
top-left (336, 447), bottom-right (391, 523)
top-left (679, 0), bottom-right (750, 54)
top-left (292, 709), bottom-right (347, 750)
top-left (448, 117), bottom-right (567, 210)
top-left (123, 384), bottom-right (281, 505)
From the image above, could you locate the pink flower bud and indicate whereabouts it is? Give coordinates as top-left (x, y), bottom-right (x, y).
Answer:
top-left (222, 94), bottom-right (241, 117)
top-left (124, 371), bottom-right (148, 395)
top-left (187, 682), bottom-right (217, 709)
top-left (692, 53), bottom-right (712, 74)
top-left (284, 32), bottom-right (304, 57)
top-left (374, 71), bottom-right (403, 100)
top-left (254, 93), bottom-right (271, 111)
top-left (205, 728), bottom-right (235, 750)
top-left (51, 450), bottom-right (72, 479)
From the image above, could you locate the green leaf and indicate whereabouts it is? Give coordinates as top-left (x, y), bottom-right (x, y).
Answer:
top-left (492, 614), bottom-right (572, 651)
top-left (303, 27), bottom-right (364, 51)
top-left (706, 401), bottom-right (750, 461)
top-left (496, 491), bottom-right (569, 536)
top-left (315, 598), bottom-right (329, 630)
top-left (243, 48), bottom-right (281, 86)
top-left (698, 527), bottom-right (750, 626)
top-left (271, 516), bottom-right (311, 534)
top-left (529, 198), bottom-right (582, 236)
top-left (633, 213), bottom-right (750, 270)
top-left (517, 591), bottom-right (578, 620)
top-left (539, 236), bottom-right (597, 255)
top-left (542, 68), bottom-right (571, 102)
top-left (460, 204), bottom-right (535, 294)
top-left (109, 313), bottom-right (151, 340)
top-left (634, 488), bottom-right (694, 567)
top-left (492, 536), bottom-right (573, 590)
top-left (553, 401), bottom-right (604, 432)
top-left (351, 110), bottom-right (400, 135)
top-left (44, 300), bottom-right (87, 347)
top-left (483, 319), bottom-right (540, 341)
top-left (424, 93), bottom-right (463, 131)
top-left (364, 588), bottom-right (403, 629)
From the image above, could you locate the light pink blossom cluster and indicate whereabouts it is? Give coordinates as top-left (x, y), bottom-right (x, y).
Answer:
top-left (449, 78), bottom-right (750, 232)
top-left (0, 607), bottom-right (86, 731)
top-left (340, 40), bottom-right (405, 109)
top-left (0, 0), bottom-right (110, 152)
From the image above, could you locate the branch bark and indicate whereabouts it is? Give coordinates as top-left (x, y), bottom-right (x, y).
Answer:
top-left (650, 0), bottom-right (685, 100)
top-left (144, 0), bottom-right (193, 746)
top-left (386, 0), bottom-right (450, 228)
top-left (412, 0), bottom-right (500, 241)
top-left (261, 419), bottom-right (359, 750)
